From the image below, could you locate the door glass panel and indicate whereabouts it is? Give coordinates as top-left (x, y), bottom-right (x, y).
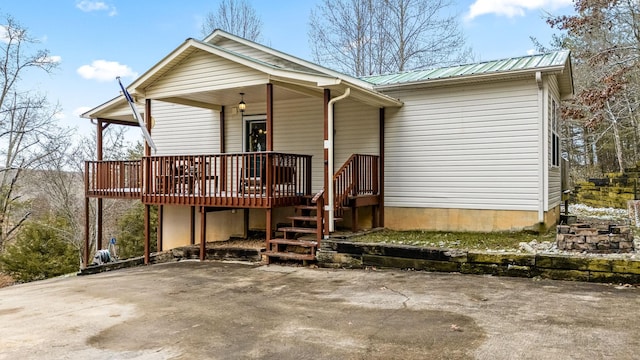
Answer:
top-left (245, 120), bottom-right (267, 152)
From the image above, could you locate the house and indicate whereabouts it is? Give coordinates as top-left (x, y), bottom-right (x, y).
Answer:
top-left (81, 30), bottom-right (573, 267)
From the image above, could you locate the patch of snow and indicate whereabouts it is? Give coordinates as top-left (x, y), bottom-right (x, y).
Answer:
top-left (569, 203), bottom-right (628, 221)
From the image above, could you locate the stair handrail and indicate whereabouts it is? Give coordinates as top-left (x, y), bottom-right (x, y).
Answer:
top-left (311, 189), bottom-right (325, 244)
top-left (332, 154), bottom-right (380, 219)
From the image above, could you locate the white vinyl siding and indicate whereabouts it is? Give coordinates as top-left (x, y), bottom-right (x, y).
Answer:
top-left (334, 99), bottom-right (380, 166)
top-left (151, 100), bottom-right (219, 155)
top-left (272, 98), bottom-right (325, 191)
top-left (224, 97), bottom-right (325, 191)
top-left (547, 76), bottom-right (562, 208)
top-left (382, 79), bottom-right (541, 211)
top-left (145, 49), bottom-right (267, 98)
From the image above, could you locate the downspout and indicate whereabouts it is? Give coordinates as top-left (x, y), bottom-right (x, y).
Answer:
top-left (327, 88), bottom-right (351, 233)
top-left (536, 71), bottom-right (545, 223)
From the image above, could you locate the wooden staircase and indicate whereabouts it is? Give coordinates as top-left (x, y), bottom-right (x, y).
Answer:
top-left (263, 154), bottom-right (380, 264)
top-left (265, 191), bottom-right (324, 263)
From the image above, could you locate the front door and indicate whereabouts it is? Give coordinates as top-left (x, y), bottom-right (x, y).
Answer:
top-left (244, 116), bottom-right (267, 178)
top-left (245, 117), bottom-right (267, 152)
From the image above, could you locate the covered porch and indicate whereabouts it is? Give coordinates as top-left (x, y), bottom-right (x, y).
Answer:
top-left (81, 32), bottom-right (401, 267)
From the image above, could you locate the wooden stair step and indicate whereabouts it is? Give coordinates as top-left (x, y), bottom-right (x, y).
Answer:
top-left (268, 238), bottom-right (318, 247)
top-left (288, 216), bottom-right (319, 222)
top-left (265, 251), bottom-right (315, 261)
top-left (277, 227), bottom-right (318, 234)
top-left (295, 205), bottom-right (318, 211)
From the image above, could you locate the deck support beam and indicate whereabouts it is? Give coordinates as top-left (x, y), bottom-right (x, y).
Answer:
top-left (199, 206), bottom-right (206, 261)
top-left (144, 204), bottom-right (150, 264)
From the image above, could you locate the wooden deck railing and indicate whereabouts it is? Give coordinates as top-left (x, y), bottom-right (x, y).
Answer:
top-left (85, 160), bottom-right (142, 198)
top-left (333, 154), bottom-right (379, 218)
top-left (139, 152), bottom-right (312, 208)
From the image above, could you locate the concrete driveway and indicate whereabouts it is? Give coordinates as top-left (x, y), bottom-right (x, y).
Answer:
top-left (0, 261), bottom-right (639, 359)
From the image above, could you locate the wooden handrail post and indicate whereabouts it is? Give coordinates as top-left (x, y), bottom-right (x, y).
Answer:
top-left (265, 153), bottom-right (273, 202)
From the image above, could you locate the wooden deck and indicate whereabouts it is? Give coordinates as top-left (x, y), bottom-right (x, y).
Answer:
top-left (85, 152), bottom-right (313, 208)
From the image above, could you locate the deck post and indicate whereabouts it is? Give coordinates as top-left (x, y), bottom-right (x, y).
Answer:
top-left (157, 205), bottom-right (163, 252)
top-left (144, 204), bottom-right (150, 264)
top-left (199, 206), bottom-right (206, 261)
top-left (323, 89), bottom-right (330, 237)
top-left (379, 107), bottom-right (385, 227)
top-left (190, 206), bottom-right (196, 245)
top-left (84, 196), bottom-right (90, 267)
top-left (265, 208), bottom-right (272, 264)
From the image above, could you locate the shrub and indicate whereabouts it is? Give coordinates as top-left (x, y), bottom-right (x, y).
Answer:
top-left (0, 220), bottom-right (78, 282)
top-left (114, 203), bottom-right (157, 259)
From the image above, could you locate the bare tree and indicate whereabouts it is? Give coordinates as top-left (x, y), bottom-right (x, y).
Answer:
top-left (201, 0), bottom-right (263, 41)
top-left (546, 0), bottom-right (640, 174)
top-left (0, 15), bottom-right (69, 251)
top-left (309, 0), bottom-right (471, 77)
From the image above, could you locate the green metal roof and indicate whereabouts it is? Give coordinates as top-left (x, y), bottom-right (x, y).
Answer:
top-left (361, 50), bottom-right (570, 86)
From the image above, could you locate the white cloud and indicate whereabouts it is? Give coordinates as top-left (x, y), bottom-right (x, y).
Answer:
top-left (0, 25), bottom-right (8, 43)
top-left (73, 106), bottom-right (93, 118)
top-left (466, 0), bottom-right (573, 20)
top-left (77, 60), bottom-right (137, 82)
top-left (527, 49), bottom-right (537, 55)
top-left (54, 112), bottom-right (66, 120)
top-left (76, 1), bottom-right (117, 16)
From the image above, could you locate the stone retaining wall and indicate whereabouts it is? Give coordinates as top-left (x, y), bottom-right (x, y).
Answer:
top-left (557, 224), bottom-right (634, 253)
top-left (317, 240), bottom-right (640, 284)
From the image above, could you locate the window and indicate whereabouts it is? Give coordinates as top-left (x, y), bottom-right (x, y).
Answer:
top-left (551, 99), bottom-right (560, 167)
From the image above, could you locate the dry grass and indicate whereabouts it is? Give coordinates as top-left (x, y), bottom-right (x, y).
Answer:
top-left (0, 273), bottom-right (14, 288)
top-left (350, 229), bottom-right (556, 251)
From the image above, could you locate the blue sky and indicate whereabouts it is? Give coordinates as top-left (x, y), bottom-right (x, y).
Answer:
top-left (1, 0), bottom-right (575, 141)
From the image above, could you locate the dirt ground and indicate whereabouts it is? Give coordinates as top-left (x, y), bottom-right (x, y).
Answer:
top-left (1, 261), bottom-right (639, 359)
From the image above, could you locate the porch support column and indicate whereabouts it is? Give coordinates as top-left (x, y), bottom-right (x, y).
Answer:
top-left (323, 89), bottom-right (330, 237)
top-left (266, 83), bottom-right (273, 151)
top-left (144, 204), bottom-right (150, 264)
top-left (84, 196), bottom-right (90, 267)
top-left (96, 119), bottom-right (104, 251)
top-left (378, 107), bottom-right (385, 227)
top-left (219, 106), bottom-right (225, 153)
top-left (199, 206), bottom-right (206, 261)
top-left (157, 205), bottom-right (163, 252)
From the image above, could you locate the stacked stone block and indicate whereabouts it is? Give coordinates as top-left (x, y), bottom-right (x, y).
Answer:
top-left (557, 224), bottom-right (634, 253)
